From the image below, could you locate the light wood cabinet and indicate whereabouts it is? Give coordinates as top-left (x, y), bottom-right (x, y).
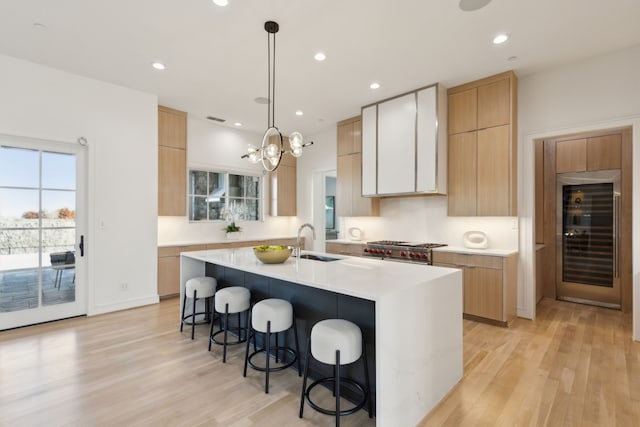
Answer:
top-left (270, 147), bottom-right (296, 216)
top-left (448, 88), bottom-right (477, 134)
top-left (477, 78), bottom-right (510, 129)
top-left (477, 125), bottom-right (511, 215)
top-left (158, 106), bottom-right (187, 216)
top-left (432, 251), bottom-right (517, 326)
top-left (447, 132), bottom-right (477, 216)
top-left (158, 238), bottom-right (299, 297)
top-left (336, 117), bottom-right (379, 217)
top-left (325, 242), bottom-right (364, 257)
top-left (447, 71), bottom-right (517, 216)
top-left (158, 244), bottom-right (206, 297)
top-left (556, 134), bottom-right (621, 173)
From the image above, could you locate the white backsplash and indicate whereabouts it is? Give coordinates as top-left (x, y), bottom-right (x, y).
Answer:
top-left (340, 196), bottom-right (518, 250)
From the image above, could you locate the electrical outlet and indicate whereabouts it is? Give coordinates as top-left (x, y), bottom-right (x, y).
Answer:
top-left (120, 282), bottom-right (128, 291)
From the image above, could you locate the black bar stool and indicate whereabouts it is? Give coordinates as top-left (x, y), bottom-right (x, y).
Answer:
top-left (243, 298), bottom-right (301, 393)
top-left (180, 277), bottom-right (217, 340)
top-left (209, 286), bottom-right (250, 363)
top-left (299, 319), bottom-right (373, 426)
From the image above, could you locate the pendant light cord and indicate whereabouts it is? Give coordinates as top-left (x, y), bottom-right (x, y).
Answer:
top-left (266, 29), bottom-right (276, 129)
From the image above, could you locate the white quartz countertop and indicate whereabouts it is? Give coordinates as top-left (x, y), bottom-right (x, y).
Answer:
top-left (181, 248), bottom-right (459, 302)
top-left (433, 246), bottom-right (518, 256)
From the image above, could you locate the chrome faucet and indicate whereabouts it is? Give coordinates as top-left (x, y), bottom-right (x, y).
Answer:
top-left (296, 223), bottom-right (316, 257)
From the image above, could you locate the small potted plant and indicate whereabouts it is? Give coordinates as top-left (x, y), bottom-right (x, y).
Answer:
top-left (222, 201), bottom-right (245, 240)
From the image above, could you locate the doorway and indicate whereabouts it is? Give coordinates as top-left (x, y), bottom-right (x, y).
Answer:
top-left (535, 127), bottom-right (632, 311)
top-left (0, 135), bottom-right (87, 329)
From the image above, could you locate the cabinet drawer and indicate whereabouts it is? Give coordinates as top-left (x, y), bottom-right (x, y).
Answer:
top-left (432, 252), bottom-right (502, 269)
top-left (326, 242), bottom-right (363, 256)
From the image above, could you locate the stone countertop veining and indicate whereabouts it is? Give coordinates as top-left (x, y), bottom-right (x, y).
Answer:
top-left (181, 247), bottom-right (460, 301)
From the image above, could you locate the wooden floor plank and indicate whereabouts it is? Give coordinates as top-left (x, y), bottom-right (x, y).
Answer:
top-left (2, 297), bottom-right (639, 426)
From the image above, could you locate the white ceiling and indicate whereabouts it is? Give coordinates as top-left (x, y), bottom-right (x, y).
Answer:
top-left (1, 0), bottom-right (640, 137)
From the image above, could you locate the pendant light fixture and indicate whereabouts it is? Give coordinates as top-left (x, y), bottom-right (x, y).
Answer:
top-left (241, 21), bottom-right (313, 172)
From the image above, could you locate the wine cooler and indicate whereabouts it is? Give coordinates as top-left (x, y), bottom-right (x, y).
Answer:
top-left (556, 169), bottom-right (621, 308)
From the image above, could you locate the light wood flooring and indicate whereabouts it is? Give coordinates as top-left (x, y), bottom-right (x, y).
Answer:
top-left (1, 297), bottom-right (638, 426)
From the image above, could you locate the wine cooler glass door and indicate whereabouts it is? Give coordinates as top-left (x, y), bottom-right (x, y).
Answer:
top-left (556, 169), bottom-right (621, 308)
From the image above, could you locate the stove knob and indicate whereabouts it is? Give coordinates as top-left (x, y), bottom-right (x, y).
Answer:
top-left (409, 253), bottom-right (414, 258)
top-left (375, 249), bottom-right (382, 255)
top-left (421, 253), bottom-right (428, 259)
top-left (386, 250), bottom-right (392, 255)
top-left (363, 248), bottom-right (369, 253)
top-left (400, 251), bottom-right (406, 257)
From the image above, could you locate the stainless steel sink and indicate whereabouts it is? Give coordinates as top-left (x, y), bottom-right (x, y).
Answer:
top-left (298, 254), bottom-right (340, 262)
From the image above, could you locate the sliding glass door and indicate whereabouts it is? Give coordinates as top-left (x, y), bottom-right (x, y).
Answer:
top-left (0, 135), bottom-right (86, 329)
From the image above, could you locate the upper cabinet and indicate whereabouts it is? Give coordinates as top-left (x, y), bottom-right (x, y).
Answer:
top-left (447, 71), bottom-right (517, 216)
top-left (336, 117), bottom-right (379, 217)
top-left (361, 83), bottom-right (447, 197)
top-left (556, 134), bottom-right (621, 173)
top-left (158, 105), bottom-right (187, 216)
top-left (269, 139), bottom-right (297, 216)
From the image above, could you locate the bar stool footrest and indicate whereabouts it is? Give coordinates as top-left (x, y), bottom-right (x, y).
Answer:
top-left (247, 347), bottom-right (297, 372)
top-left (304, 377), bottom-right (367, 416)
top-left (210, 327), bottom-right (247, 346)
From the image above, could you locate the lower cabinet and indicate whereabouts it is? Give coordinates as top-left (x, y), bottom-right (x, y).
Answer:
top-left (157, 238), bottom-right (299, 297)
top-left (325, 242), bottom-right (364, 257)
top-left (158, 245), bottom-right (207, 297)
top-left (432, 251), bottom-right (517, 326)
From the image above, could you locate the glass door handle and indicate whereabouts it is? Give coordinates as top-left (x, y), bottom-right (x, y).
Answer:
top-left (79, 235), bottom-right (85, 257)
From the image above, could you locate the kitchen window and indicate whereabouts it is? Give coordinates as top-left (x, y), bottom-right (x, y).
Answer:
top-left (188, 169), bottom-right (261, 222)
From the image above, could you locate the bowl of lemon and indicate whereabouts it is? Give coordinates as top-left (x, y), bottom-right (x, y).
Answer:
top-left (253, 245), bottom-right (293, 264)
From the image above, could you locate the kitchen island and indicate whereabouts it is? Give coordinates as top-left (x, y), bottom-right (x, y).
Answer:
top-left (181, 248), bottom-right (462, 427)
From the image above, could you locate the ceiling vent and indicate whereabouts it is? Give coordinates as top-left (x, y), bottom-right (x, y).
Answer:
top-left (206, 116), bottom-right (226, 123)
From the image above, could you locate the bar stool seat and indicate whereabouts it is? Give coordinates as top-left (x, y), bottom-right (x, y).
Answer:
top-left (209, 286), bottom-right (251, 363)
top-left (180, 277), bottom-right (217, 340)
top-left (299, 319), bottom-right (373, 425)
top-left (243, 298), bottom-right (301, 393)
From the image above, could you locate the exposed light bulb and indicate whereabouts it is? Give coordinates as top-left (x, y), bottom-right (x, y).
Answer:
top-left (493, 33), bottom-right (509, 44)
top-left (289, 132), bottom-right (303, 149)
top-left (265, 143), bottom-right (280, 159)
top-left (291, 147), bottom-right (303, 157)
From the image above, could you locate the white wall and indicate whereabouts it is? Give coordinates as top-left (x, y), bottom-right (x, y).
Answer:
top-left (0, 54), bottom-right (159, 315)
top-left (518, 44), bottom-right (640, 337)
top-left (157, 116), bottom-right (298, 245)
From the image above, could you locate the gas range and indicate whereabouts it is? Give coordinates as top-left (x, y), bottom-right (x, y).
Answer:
top-left (363, 240), bottom-right (447, 265)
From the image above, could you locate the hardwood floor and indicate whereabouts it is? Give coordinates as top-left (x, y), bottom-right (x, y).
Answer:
top-left (421, 298), bottom-right (640, 426)
top-left (0, 297), bottom-right (373, 427)
top-left (1, 297), bottom-right (638, 426)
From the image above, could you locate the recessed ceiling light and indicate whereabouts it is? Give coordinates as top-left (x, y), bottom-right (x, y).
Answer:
top-left (32, 22), bottom-right (47, 30)
top-left (370, 82), bottom-right (381, 90)
top-left (254, 97), bottom-right (270, 105)
top-left (151, 62), bottom-right (166, 70)
top-left (314, 52), bottom-right (326, 61)
top-left (493, 34), bottom-right (509, 45)
top-left (234, 122), bottom-right (242, 127)
top-left (507, 56), bottom-right (518, 62)
top-left (459, 0), bottom-right (492, 12)
top-left (295, 110), bottom-right (304, 116)
top-left (212, 0), bottom-right (229, 6)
